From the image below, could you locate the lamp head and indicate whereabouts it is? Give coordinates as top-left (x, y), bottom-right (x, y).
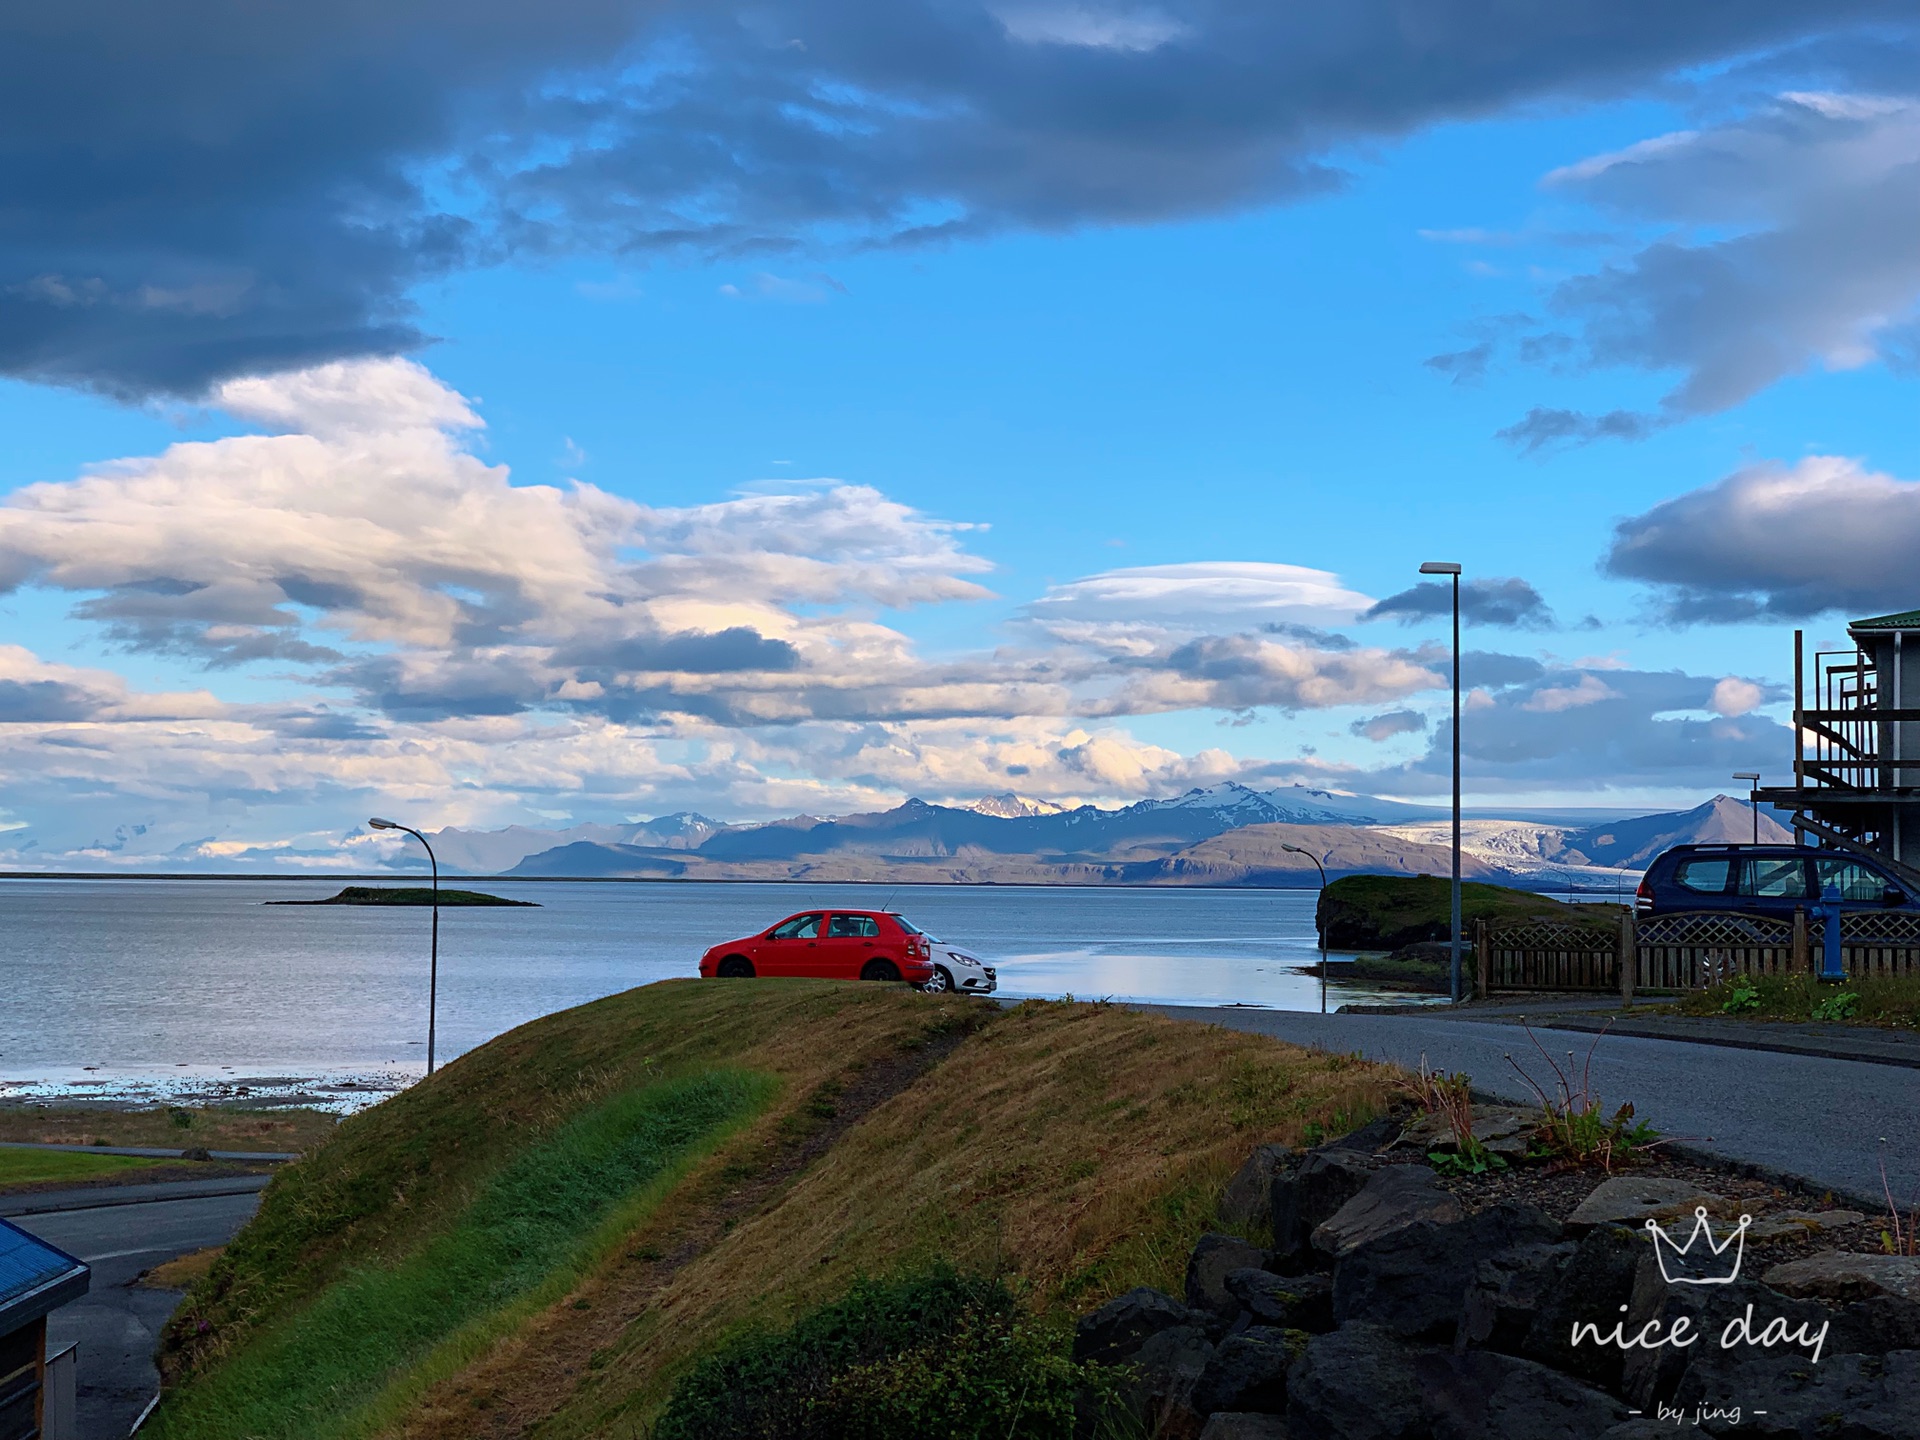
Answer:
top-left (1279, 843), bottom-right (1304, 855)
top-left (1732, 773), bottom-right (1760, 785)
top-left (1419, 561), bottom-right (1463, 575)
top-left (368, 817), bottom-right (400, 830)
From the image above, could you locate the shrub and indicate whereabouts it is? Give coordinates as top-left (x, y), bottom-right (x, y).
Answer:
top-left (653, 1266), bottom-right (1126, 1440)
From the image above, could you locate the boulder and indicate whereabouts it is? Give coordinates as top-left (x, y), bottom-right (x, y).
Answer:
top-left (1456, 1241), bottom-right (1576, 1354)
top-left (1398, 1104), bottom-right (1540, 1159)
top-left (1075, 1286), bottom-right (1206, 1365)
top-left (1188, 1234), bottom-right (1271, 1316)
top-left (1220, 1144), bottom-right (1294, 1228)
top-left (1198, 1415), bottom-right (1289, 1440)
top-left (1671, 1345), bottom-right (1920, 1438)
top-left (1320, 1115), bottom-right (1406, 1153)
top-left (1271, 1149), bottom-right (1381, 1265)
top-left (1334, 1202), bottom-right (1562, 1341)
top-left (1831, 1294), bottom-right (1920, 1356)
top-left (1130, 1323), bottom-right (1217, 1439)
top-left (1312, 1164), bottom-right (1463, 1258)
top-left (1226, 1268), bottom-right (1333, 1333)
top-left (1522, 1224), bottom-right (1652, 1389)
top-left (1744, 1208), bottom-right (1866, 1241)
top-left (1764, 1250), bottom-right (1920, 1305)
top-left (1286, 1322), bottom-right (1625, 1440)
top-left (1616, 1271), bottom-right (1832, 1412)
top-left (1566, 1176), bottom-right (1725, 1229)
top-left (1193, 1325), bottom-right (1306, 1416)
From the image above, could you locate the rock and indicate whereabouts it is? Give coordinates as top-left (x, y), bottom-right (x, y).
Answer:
top-left (1312, 1164), bottom-right (1463, 1258)
top-left (1764, 1250), bottom-right (1920, 1305)
top-left (1220, 1144), bottom-right (1293, 1228)
top-left (1832, 1294), bottom-right (1920, 1356)
top-left (1271, 1149), bottom-right (1381, 1266)
top-left (1335, 1202), bottom-right (1562, 1341)
top-left (1320, 1115), bottom-right (1406, 1153)
top-left (1192, 1325), bottom-right (1306, 1416)
top-left (1745, 1208), bottom-right (1866, 1241)
top-left (1130, 1323), bottom-right (1217, 1438)
top-left (1522, 1224), bottom-right (1652, 1389)
top-left (1671, 1345), bottom-right (1920, 1438)
top-left (1226, 1268), bottom-right (1333, 1332)
top-left (1198, 1415), bottom-right (1290, 1440)
top-left (1457, 1241), bottom-right (1576, 1354)
top-left (181, 1146), bottom-right (213, 1162)
top-left (1566, 1176), bottom-right (1725, 1229)
top-left (1286, 1322), bottom-right (1625, 1440)
top-left (1398, 1104), bottom-right (1540, 1159)
top-left (1188, 1234), bottom-right (1270, 1316)
top-left (1074, 1286), bottom-right (1206, 1365)
top-left (1616, 1271), bottom-right (1832, 1411)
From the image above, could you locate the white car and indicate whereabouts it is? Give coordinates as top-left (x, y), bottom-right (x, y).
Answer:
top-left (919, 940), bottom-right (998, 996)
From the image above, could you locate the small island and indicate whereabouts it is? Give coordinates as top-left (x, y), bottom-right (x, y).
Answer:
top-left (268, 886), bottom-right (539, 907)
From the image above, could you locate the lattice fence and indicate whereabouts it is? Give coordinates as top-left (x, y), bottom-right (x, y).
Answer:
top-left (1480, 907), bottom-right (1920, 994)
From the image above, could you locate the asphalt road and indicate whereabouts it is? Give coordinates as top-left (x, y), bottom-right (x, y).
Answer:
top-left (14, 1191), bottom-right (260, 1438)
top-left (1147, 1006), bottom-right (1920, 1207)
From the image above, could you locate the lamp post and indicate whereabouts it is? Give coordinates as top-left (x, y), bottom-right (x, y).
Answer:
top-left (1420, 560), bottom-right (1464, 1004)
top-left (369, 817), bottom-right (440, 1076)
top-left (1280, 843), bottom-right (1332, 1014)
top-left (1733, 773), bottom-right (1761, 845)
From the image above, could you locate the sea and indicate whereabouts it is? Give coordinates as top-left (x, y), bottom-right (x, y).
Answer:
top-left (1, 878), bottom-right (1442, 1111)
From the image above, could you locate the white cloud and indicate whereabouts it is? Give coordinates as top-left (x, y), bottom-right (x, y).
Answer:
top-left (1026, 561), bottom-right (1373, 633)
top-left (1710, 676), bottom-right (1767, 717)
top-left (993, 3), bottom-right (1188, 52)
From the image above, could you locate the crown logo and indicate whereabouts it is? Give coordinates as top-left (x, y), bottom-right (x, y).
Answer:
top-left (1645, 1206), bottom-right (1751, 1286)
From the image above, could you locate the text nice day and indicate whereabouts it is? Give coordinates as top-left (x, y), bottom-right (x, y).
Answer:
top-left (1573, 1304), bottom-right (1829, 1364)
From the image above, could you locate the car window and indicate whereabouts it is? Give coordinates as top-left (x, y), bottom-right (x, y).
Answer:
top-left (1737, 858), bottom-right (1812, 899)
top-left (769, 913), bottom-right (822, 940)
top-left (828, 913), bottom-right (880, 938)
top-left (890, 914), bottom-right (940, 942)
top-left (1673, 858), bottom-right (1733, 894)
top-left (1814, 859), bottom-right (1889, 903)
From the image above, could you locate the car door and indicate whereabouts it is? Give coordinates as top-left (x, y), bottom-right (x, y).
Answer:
top-left (1812, 857), bottom-right (1902, 907)
top-left (818, 913), bottom-right (870, 978)
top-left (760, 912), bottom-right (824, 976)
top-left (1734, 856), bottom-right (1814, 919)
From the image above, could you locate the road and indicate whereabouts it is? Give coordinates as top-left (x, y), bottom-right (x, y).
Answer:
top-left (1149, 1006), bottom-right (1920, 1207)
top-left (13, 1190), bottom-right (260, 1438)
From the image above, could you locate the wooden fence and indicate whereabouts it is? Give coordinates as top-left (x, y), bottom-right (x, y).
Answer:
top-left (1476, 908), bottom-right (1920, 997)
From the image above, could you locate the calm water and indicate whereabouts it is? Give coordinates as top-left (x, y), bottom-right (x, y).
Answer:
top-left (1, 879), bottom-right (1434, 1100)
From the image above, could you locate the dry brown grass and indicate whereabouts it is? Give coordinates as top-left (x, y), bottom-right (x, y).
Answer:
top-left (0, 1104), bottom-right (336, 1153)
top-left (142, 1247), bottom-right (227, 1290)
top-left (387, 997), bottom-right (1398, 1440)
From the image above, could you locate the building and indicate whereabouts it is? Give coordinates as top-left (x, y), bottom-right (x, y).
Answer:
top-left (0, 1219), bottom-right (88, 1440)
top-left (1756, 611), bottom-right (1920, 875)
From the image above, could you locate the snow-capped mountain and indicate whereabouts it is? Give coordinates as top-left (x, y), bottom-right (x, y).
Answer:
top-left (1135, 782), bottom-right (1439, 826)
top-left (966, 793), bottom-right (1070, 818)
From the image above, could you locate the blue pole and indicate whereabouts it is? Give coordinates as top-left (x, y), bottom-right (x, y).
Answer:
top-left (1818, 882), bottom-right (1845, 982)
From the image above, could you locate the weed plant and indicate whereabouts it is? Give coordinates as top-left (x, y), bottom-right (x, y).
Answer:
top-left (1505, 1025), bottom-right (1658, 1172)
top-left (1677, 973), bottom-right (1920, 1026)
top-left (653, 1266), bottom-right (1130, 1440)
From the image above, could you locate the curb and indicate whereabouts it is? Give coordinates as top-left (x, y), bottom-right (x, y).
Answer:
top-left (0, 1140), bottom-right (298, 1162)
top-left (1531, 1017), bottom-right (1920, 1072)
top-left (0, 1174), bottom-right (272, 1217)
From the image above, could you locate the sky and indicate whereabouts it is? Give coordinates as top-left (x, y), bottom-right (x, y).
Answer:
top-left (2, 2), bottom-right (1919, 870)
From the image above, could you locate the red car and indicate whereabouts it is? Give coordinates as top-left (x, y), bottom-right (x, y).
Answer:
top-left (698, 909), bottom-right (944, 986)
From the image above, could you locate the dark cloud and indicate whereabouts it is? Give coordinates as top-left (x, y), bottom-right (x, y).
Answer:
top-left (1350, 709), bottom-right (1427, 742)
top-left (0, 679), bottom-right (102, 723)
top-left (1365, 577), bottom-right (1558, 629)
top-left (1604, 455), bottom-right (1920, 621)
top-left (1495, 406), bottom-right (1663, 453)
top-left (1, 1), bottom-right (1894, 394)
top-left (552, 626), bottom-right (801, 675)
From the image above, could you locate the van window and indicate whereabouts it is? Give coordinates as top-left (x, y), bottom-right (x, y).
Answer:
top-left (828, 913), bottom-right (880, 938)
top-left (1737, 858), bottom-right (1812, 899)
top-left (1814, 859), bottom-right (1889, 903)
top-left (1674, 858), bottom-right (1732, 894)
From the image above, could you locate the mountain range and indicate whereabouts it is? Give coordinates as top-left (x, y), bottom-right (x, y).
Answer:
top-left (412, 783), bottom-right (1788, 890)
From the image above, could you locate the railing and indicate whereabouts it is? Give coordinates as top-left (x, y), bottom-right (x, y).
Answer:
top-left (1476, 908), bottom-right (1920, 996)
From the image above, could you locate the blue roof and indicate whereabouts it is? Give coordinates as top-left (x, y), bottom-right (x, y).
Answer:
top-left (0, 1217), bottom-right (88, 1335)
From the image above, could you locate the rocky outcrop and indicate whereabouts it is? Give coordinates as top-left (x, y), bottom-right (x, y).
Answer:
top-left (1334, 1203), bottom-right (1562, 1340)
top-left (1188, 1234), bottom-right (1271, 1316)
top-left (1220, 1144), bottom-right (1292, 1229)
top-left (1764, 1250), bottom-right (1920, 1305)
top-left (1311, 1164), bottom-right (1463, 1258)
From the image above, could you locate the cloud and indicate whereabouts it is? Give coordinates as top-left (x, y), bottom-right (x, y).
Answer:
top-left (1364, 577), bottom-right (1558, 629)
top-left (1027, 561), bottom-right (1373, 634)
top-left (1604, 454), bottom-right (1920, 620)
top-left (2, 3), bottom-right (1895, 393)
top-left (1350, 709), bottom-right (1427, 742)
top-left (1503, 84), bottom-right (1920, 433)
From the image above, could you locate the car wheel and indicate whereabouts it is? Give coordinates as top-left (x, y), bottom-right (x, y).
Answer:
top-left (716, 955), bottom-right (755, 978)
top-left (859, 958), bottom-right (902, 982)
top-left (920, 966), bottom-right (953, 994)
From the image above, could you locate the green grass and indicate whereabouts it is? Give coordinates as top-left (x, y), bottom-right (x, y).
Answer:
top-left (1318, 874), bottom-right (1621, 950)
top-left (148, 1069), bottom-right (772, 1440)
top-left (1669, 972), bottom-right (1920, 1027)
top-left (0, 1147), bottom-right (167, 1187)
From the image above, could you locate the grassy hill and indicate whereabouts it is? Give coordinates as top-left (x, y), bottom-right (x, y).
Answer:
top-left (1317, 872), bottom-right (1622, 950)
top-left (147, 980), bottom-right (1400, 1440)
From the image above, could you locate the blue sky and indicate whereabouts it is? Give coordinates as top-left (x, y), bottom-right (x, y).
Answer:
top-left (1, 4), bottom-right (1917, 868)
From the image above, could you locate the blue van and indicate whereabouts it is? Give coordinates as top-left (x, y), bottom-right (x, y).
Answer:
top-left (1636, 844), bottom-right (1917, 921)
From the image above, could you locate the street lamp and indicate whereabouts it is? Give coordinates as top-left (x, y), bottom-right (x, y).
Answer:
top-left (1280, 843), bottom-right (1332, 1014)
top-left (369, 817), bottom-right (441, 1076)
top-left (1733, 773), bottom-right (1761, 845)
top-left (1420, 560), bottom-right (1464, 1004)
